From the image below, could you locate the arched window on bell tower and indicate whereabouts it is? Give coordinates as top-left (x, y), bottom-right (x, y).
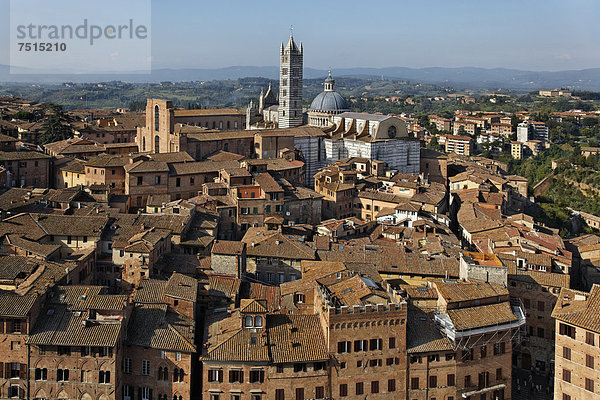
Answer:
top-left (154, 135), bottom-right (160, 154)
top-left (154, 104), bottom-right (160, 131)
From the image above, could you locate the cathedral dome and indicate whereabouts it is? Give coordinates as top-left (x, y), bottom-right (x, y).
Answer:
top-left (310, 91), bottom-right (350, 113)
top-left (309, 69), bottom-right (350, 113)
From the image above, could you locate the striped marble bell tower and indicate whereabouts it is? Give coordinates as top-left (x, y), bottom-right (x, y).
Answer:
top-left (278, 32), bottom-right (303, 128)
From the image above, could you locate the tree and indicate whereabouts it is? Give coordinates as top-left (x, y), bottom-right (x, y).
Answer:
top-left (40, 104), bottom-right (72, 145)
top-left (11, 111), bottom-right (34, 121)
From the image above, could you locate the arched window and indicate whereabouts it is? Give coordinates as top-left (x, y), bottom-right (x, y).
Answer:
top-left (254, 316), bottom-right (263, 328)
top-left (178, 369), bottom-right (185, 382)
top-left (154, 135), bottom-right (160, 154)
top-left (142, 137), bottom-right (146, 152)
top-left (227, 121), bottom-right (231, 130)
top-left (158, 367), bottom-right (163, 380)
top-left (154, 104), bottom-right (160, 131)
top-left (387, 125), bottom-right (397, 138)
top-left (173, 368), bottom-right (179, 382)
top-left (244, 315), bottom-right (253, 328)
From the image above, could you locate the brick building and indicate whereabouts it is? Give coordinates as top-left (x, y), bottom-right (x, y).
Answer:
top-left (552, 285), bottom-right (600, 400)
top-left (0, 150), bottom-right (51, 188)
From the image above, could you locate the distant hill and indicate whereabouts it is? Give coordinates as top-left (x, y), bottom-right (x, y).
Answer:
top-left (2, 64), bottom-right (600, 90)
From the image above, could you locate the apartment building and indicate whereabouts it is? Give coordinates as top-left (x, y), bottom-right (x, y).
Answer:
top-left (444, 135), bottom-right (474, 156)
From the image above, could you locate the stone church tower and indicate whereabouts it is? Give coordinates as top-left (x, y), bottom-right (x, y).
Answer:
top-left (278, 34), bottom-right (303, 128)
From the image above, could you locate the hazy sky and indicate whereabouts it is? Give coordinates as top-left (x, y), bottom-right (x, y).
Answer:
top-left (1, 0), bottom-right (599, 71)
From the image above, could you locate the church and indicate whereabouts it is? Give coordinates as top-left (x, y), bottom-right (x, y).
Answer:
top-left (139, 32), bottom-right (420, 183)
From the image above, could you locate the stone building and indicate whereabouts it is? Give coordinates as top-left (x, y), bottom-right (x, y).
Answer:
top-left (325, 112), bottom-right (420, 176)
top-left (278, 34), bottom-right (303, 129)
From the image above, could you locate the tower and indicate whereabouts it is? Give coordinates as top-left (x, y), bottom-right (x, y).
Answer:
top-left (278, 33), bottom-right (303, 128)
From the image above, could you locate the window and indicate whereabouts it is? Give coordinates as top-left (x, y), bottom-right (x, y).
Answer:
top-left (57, 345), bottom-right (70, 356)
top-left (370, 381), bottom-right (379, 394)
top-left (142, 360), bottom-right (150, 376)
top-left (370, 338), bottom-right (383, 350)
top-left (276, 365), bottom-right (284, 373)
top-left (537, 327), bottom-right (545, 338)
top-left (496, 368), bottom-right (503, 380)
top-left (429, 376), bottom-right (437, 388)
top-left (229, 370), bottom-right (243, 383)
top-left (369, 359), bottom-right (381, 367)
top-left (559, 323), bottom-right (576, 339)
top-left (210, 395), bottom-right (219, 400)
top-left (447, 374), bottom-right (455, 386)
top-left (464, 375), bottom-right (471, 387)
top-left (339, 384), bottom-right (348, 397)
top-left (315, 386), bottom-right (324, 399)
top-left (354, 339), bottom-right (368, 352)
top-left (57, 368), bottom-right (69, 381)
top-left (208, 369), bottom-right (223, 382)
top-left (313, 362), bottom-right (325, 371)
top-left (411, 377), bottom-right (419, 389)
top-left (99, 370), bottom-right (110, 384)
top-left (389, 337), bottom-right (396, 349)
top-left (155, 176), bottom-right (161, 185)
top-left (388, 379), bottom-right (396, 392)
top-left (355, 382), bottom-right (364, 395)
top-left (244, 315), bottom-right (253, 328)
top-left (137, 176), bottom-right (143, 185)
top-left (82, 370), bottom-right (92, 383)
top-left (275, 389), bottom-right (285, 400)
top-left (293, 363), bottom-right (306, 373)
top-left (142, 387), bottom-right (151, 400)
top-left (563, 395), bottom-right (571, 400)
top-left (337, 341), bottom-right (351, 353)
top-left (587, 332), bottom-right (595, 345)
top-left (124, 357), bottom-right (132, 374)
top-left (7, 386), bottom-right (20, 398)
top-left (294, 293), bottom-right (305, 304)
top-left (295, 388), bottom-right (304, 400)
top-left (493, 342), bottom-right (505, 355)
top-left (586, 378), bottom-right (595, 393)
top-left (538, 301), bottom-right (545, 312)
top-left (34, 368), bottom-right (47, 381)
top-left (254, 316), bottom-right (263, 328)
top-left (587, 354), bottom-right (595, 369)
top-left (563, 347), bottom-right (571, 360)
top-left (249, 369), bottom-right (264, 383)
top-left (461, 349), bottom-right (473, 361)
top-left (175, 352), bottom-right (181, 361)
top-left (480, 345), bottom-right (487, 358)
top-left (563, 369), bottom-right (571, 383)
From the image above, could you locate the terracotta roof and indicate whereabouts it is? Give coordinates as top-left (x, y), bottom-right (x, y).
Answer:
top-left (164, 273), bottom-right (198, 302)
top-left (407, 307), bottom-right (454, 353)
top-left (242, 228), bottom-right (316, 261)
top-left (0, 290), bottom-right (37, 317)
top-left (211, 240), bottom-right (245, 255)
top-left (436, 281), bottom-right (508, 303)
top-left (173, 108), bottom-right (244, 117)
top-left (268, 314), bottom-right (329, 363)
top-left (552, 285), bottom-right (600, 333)
top-left (127, 304), bottom-right (196, 352)
top-left (132, 279), bottom-right (167, 303)
top-left (447, 302), bottom-right (518, 331)
top-left (208, 274), bottom-right (241, 299)
top-left (240, 299), bottom-right (268, 314)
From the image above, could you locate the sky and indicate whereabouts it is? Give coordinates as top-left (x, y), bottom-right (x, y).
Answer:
top-left (0, 0), bottom-right (599, 72)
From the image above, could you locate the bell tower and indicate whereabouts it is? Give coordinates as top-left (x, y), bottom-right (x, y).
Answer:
top-left (278, 30), bottom-right (303, 128)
